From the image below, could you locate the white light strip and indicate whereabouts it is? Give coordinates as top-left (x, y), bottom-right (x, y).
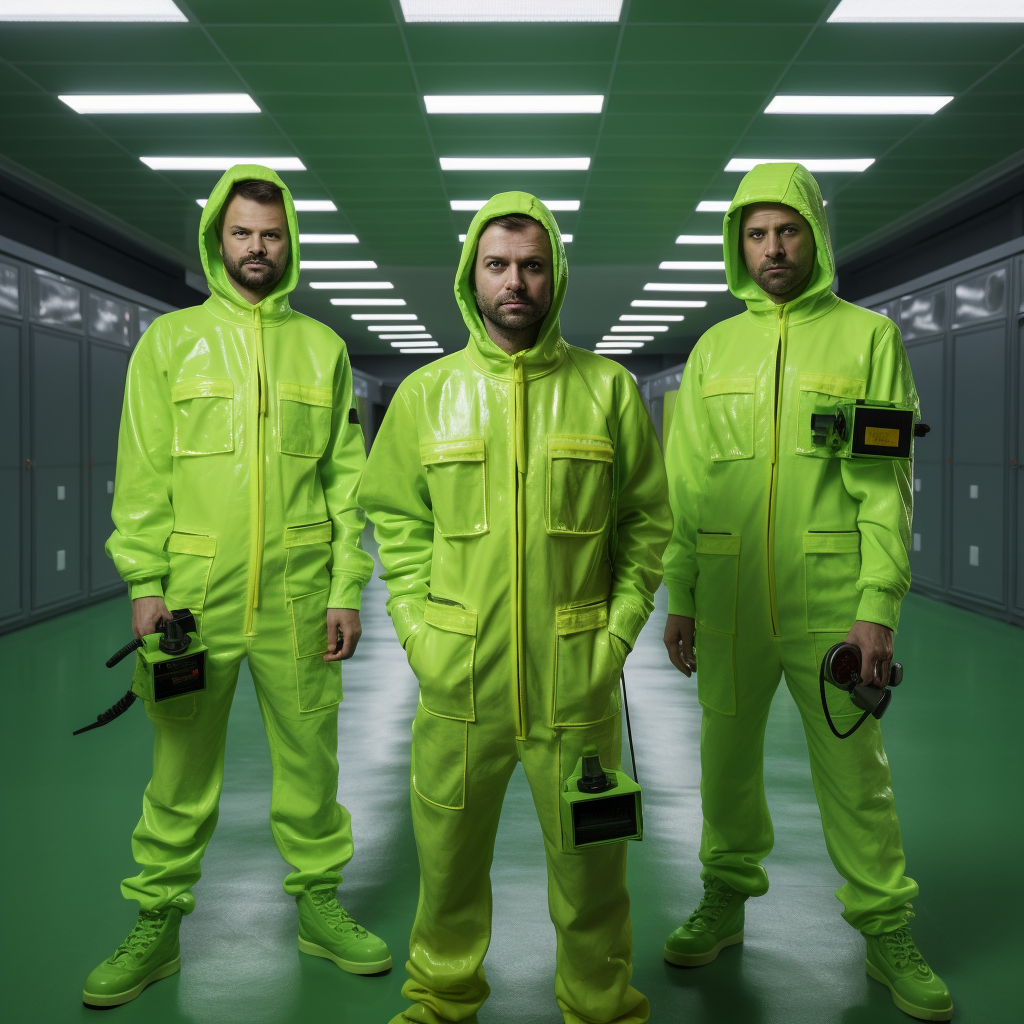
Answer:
top-left (299, 233), bottom-right (358, 244)
top-left (611, 325), bottom-right (667, 332)
top-left (366, 324), bottom-right (427, 331)
top-left (391, 341), bottom-right (438, 347)
top-left (632, 300), bottom-right (707, 308)
top-left (828, 0), bottom-right (1024, 21)
top-left (603, 335), bottom-right (652, 341)
top-left (427, 95), bottom-right (603, 114)
top-left (597, 348), bottom-right (640, 354)
top-left (400, 0), bottom-right (622, 21)
top-left (644, 283), bottom-right (728, 292)
top-left (309, 281), bottom-right (392, 289)
top-left (382, 334), bottom-right (433, 340)
top-left (460, 232), bottom-right (571, 242)
top-left (351, 313), bottom-right (416, 321)
top-left (61, 93), bottom-right (259, 114)
top-left (725, 157), bottom-right (874, 173)
top-left (440, 157), bottom-right (590, 171)
top-left (659, 261), bottom-right (726, 271)
top-left (1, 0), bottom-right (186, 20)
top-left (301, 261), bottom-right (377, 270)
top-left (696, 200), bottom-right (730, 212)
top-left (331, 298), bottom-right (407, 306)
top-left (597, 341), bottom-right (645, 348)
top-left (196, 198), bottom-right (336, 211)
top-left (143, 156), bottom-right (305, 171)
top-left (766, 95), bottom-right (953, 115)
top-left (620, 314), bottom-right (684, 321)
top-left (450, 198), bottom-right (580, 211)
top-left (399, 347), bottom-right (444, 353)
top-left (675, 234), bottom-right (723, 244)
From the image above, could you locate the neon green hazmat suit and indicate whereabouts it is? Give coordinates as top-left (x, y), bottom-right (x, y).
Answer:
top-left (105, 164), bottom-right (373, 912)
top-left (359, 193), bottom-right (670, 1024)
top-left (663, 162), bottom-right (920, 935)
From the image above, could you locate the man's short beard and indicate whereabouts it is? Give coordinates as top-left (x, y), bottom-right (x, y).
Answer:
top-left (224, 253), bottom-right (284, 293)
top-left (476, 293), bottom-right (549, 332)
top-left (753, 261), bottom-right (811, 295)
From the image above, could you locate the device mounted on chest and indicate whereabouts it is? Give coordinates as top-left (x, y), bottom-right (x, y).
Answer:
top-left (810, 399), bottom-right (929, 460)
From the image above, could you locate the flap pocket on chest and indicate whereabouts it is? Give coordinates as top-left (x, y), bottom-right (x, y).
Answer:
top-left (278, 382), bottom-right (333, 458)
top-left (171, 378), bottom-right (234, 456)
top-left (701, 376), bottom-right (755, 461)
top-left (420, 438), bottom-right (488, 538)
top-left (546, 435), bottom-right (614, 536)
top-left (796, 373), bottom-right (866, 456)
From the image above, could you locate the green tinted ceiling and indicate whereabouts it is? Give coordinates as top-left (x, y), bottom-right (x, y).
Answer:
top-left (1, 1), bottom-right (1022, 356)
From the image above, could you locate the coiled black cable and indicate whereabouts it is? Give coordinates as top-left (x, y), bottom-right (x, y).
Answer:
top-left (72, 689), bottom-right (137, 736)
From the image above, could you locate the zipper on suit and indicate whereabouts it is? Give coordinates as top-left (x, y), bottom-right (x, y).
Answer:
top-left (510, 353), bottom-right (527, 739)
top-left (245, 305), bottom-right (267, 635)
top-left (766, 304), bottom-right (787, 637)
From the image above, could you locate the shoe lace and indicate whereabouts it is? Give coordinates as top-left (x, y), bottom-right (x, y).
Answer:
top-left (108, 910), bottom-right (168, 965)
top-left (309, 888), bottom-right (368, 939)
top-left (882, 911), bottom-right (929, 975)
top-left (685, 878), bottom-right (733, 932)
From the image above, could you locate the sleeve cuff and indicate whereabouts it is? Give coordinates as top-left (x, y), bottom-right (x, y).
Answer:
top-left (329, 573), bottom-right (366, 610)
top-left (855, 587), bottom-right (902, 632)
top-left (607, 602), bottom-right (648, 651)
top-left (129, 578), bottom-right (164, 600)
top-left (388, 598), bottom-right (426, 648)
top-left (665, 578), bottom-right (696, 618)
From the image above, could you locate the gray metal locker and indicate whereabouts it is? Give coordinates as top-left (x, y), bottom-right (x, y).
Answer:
top-left (1016, 317), bottom-right (1024, 616)
top-left (0, 322), bottom-right (21, 620)
top-left (30, 326), bottom-right (84, 610)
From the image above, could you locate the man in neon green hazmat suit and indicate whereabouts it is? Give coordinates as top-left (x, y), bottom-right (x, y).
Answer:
top-left (358, 194), bottom-right (671, 1024)
top-left (83, 166), bottom-right (390, 1008)
top-left (661, 162), bottom-right (952, 1022)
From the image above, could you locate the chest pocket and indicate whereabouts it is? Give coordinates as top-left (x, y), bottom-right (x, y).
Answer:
top-left (171, 378), bottom-right (234, 456)
top-left (420, 438), bottom-right (488, 538)
top-left (546, 435), bottom-right (614, 536)
top-left (796, 374), bottom-right (866, 457)
top-left (279, 382), bottom-right (333, 458)
top-left (702, 376), bottom-right (755, 461)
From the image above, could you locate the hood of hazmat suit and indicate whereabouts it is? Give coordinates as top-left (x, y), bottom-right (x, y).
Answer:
top-left (358, 192), bottom-right (667, 1024)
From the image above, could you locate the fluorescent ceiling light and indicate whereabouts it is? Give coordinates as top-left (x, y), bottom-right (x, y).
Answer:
top-left (351, 313), bottom-right (416, 321)
top-left (383, 334), bottom-right (433, 340)
top-left (620, 314), bottom-right (684, 321)
top-left (61, 94), bottom-right (258, 115)
top-left (676, 234), bottom-right (723, 245)
top-left (611, 325), bottom-right (667, 332)
top-left (399, 347), bottom-right (444, 353)
top-left (644, 283), bottom-right (728, 292)
top-left (299, 233), bottom-right (358, 244)
top-left (308, 281), bottom-right (392, 289)
top-left (366, 324), bottom-right (427, 331)
top-left (426, 95), bottom-right (603, 114)
top-left (598, 348), bottom-right (641, 354)
top-left (1, 0), bottom-right (186, 19)
top-left (725, 157), bottom-right (874, 173)
top-left (440, 157), bottom-right (590, 171)
top-left (459, 231), bottom-right (572, 242)
top-left (390, 340), bottom-right (437, 346)
top-left (330, 298), bottom-right (407, 306)
top-left (401, 0), bottom-right (622, 21)
top-left (696, 201), bottom-right (731, 212)
top-left (143, 156), bottom-right (305, 171)
top-left (451, 199), bottom-right (580, 211)
top-left (659, 261), bottom-right (726, 271)
top-left (598, 341), bottom-right (645, 348)
top-left (196, 198), bottom-right (336, 211)
top-left (828, 0), bottom-right (1024, 21)
top-left (603, 335), bottom-right (652, 341)
top-left (301, 261), bottom-right (377, 270)
top-left (766, 95), bottom-right (953, 115)
top-left (632, 300), bottom-right (707, 308)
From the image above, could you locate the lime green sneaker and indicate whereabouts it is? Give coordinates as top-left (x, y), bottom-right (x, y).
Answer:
top-left (664, 875), bottom-right (748, 967)
top-left (82, 905), bottom-right (185, 1007)
top-left (297, 885), bottom-right (392, 975)
top-left (865, 918), bottom-right (953, 1022)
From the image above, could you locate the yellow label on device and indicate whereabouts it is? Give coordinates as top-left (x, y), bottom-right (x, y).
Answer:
top-left (865, 426), bottom-right (900, 448)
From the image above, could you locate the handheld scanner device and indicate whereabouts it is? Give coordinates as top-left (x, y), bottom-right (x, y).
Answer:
top-left (73, 610), bottom-right (207, 736)
top-left (560, 744), bottom-right (643, 851)
top-left (810, 399), bottom-right (929, 461)
top-left (819, 641), bottom-right (903, 740)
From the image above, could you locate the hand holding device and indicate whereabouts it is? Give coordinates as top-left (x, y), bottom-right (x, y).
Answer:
top-left (820, 641), bottom-right (904, 740)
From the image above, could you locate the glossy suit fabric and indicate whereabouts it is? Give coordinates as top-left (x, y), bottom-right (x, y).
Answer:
top-left (359, 193), bottom-right (670, 1024)
top-left (105, 164), bottom-right (373, 911)
top-left (663, 163), bottom-right (919, 935)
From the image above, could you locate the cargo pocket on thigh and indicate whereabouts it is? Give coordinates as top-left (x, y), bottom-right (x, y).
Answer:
top-left (411, 598), bottom-right (477, 721)
top-left (693, 533), bottom-right (740, 715)
top-left (552, 601), bottom-right (623, 727)
top-left (694, 628), bottom-right (736, 716)
top-left (803, 532), bottom-right (861, 633)
top-left (411, 705), bottom-right (468, 810)
top-left (290, 589), bottom-right (341, 713)
top-left (164, 532), bottom-right (216, 640)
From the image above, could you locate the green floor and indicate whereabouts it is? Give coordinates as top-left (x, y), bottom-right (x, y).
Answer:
top-left (2, 545), bottom-right (1021, 1024)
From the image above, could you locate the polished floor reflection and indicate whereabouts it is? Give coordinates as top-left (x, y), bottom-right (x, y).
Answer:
top-left (2, 535), bottom-right (1020, 1024)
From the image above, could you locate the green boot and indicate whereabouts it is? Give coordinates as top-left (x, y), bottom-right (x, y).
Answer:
top-left (664, 875), bottom-right (748, 967)
top-left (82, 905), bottom-right (185, 1007)
top-left (297, 885), bottom-right (392, 975)
top-left (865, 916), bottom-right (953, 1022)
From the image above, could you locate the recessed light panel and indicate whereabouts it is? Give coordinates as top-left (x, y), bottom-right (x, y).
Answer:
top-left (766, 95), bottom-right (953, 115)
top-left (300, 261), bottom-right (377, 270)
top-left (382, 334), bottom-right (433, 340)
top-left (598, 341), bottom-right (645, 348)
top-left (61, 94), bottom-right (259, 114)
top-left (675, 235), bottom-right (723, 244)
top-left (725, 158), bottom-right (874, 172)
top-left (620, 314), bottom-right (684, 321)
top-left (597, 348), bottom-right (639, 354)
top-left (1, 0), bottom-right (186, 19)
top-left (644, 283), bottom-right (728, 292)
top-left (696, 201), bottom-right (731, 212)
top-left (426, 95), bottom-right (603, 114)
top-left (401, 0), bottom-right (622, 21)
top-left (351, 314), bottom-right (417, 321)
top-left (440, 157), bottom-right (590, 171)
top-left (197, 198), bottom-right (336, 211)
top-left (632, 300), bottom-right (708, 308)
top-left (308, 281), bottom-right (391, 289)
top-left (330, 299), bottom-right (407, 306)
top-left (143, 156), bottom-right (305, 171)
top-left (299, 234), bottom-right (359, 244)
top-left (399, 347), bottom-right (444, 353)
top-left (603, 335), bottom-right (652, 341)
top-left (611, 325), bottom-right (667, 332)
top-left (366, 324), bottom-right (428, 331)
top-left (828, 0), bottom-right (1024, 21)
top-left (451, 199), bottom-right (580, 210)
top-left (659, 261), bottom-right (726, 271)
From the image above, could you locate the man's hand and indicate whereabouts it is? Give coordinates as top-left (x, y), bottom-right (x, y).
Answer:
top-left (844, 619), bottom-right (893, 688)
top-left (132, 596), bottom-right (171, 639)
top-left (324, 608), bottom-right (362, 662)
top-left (664, 614), bottom-right (697, 676)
